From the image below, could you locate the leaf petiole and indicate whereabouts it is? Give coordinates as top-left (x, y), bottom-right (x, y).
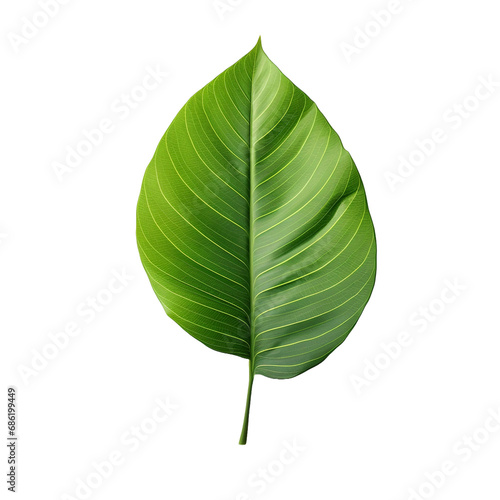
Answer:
top-left (239, 361), bottom-right (255, 445)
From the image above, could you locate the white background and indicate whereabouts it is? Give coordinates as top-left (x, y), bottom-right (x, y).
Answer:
top-left (1, 0), bottom-right (500, 499)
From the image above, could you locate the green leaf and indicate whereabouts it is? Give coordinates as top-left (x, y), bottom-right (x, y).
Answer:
top-left (136, 38), bottom-right (376, 444)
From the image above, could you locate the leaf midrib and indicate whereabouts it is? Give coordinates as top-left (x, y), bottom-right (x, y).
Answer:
top-left (248, 45), bottom-right (259, 369)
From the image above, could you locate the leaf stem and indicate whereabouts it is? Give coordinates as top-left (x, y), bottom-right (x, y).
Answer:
top-left (239, 361), bottom-right (254, 445)
top-left (239, 41), bottom-right (260, 446)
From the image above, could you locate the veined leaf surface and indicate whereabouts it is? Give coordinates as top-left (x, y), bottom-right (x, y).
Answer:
top-left (136, 39), bottom-right (376, 444)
